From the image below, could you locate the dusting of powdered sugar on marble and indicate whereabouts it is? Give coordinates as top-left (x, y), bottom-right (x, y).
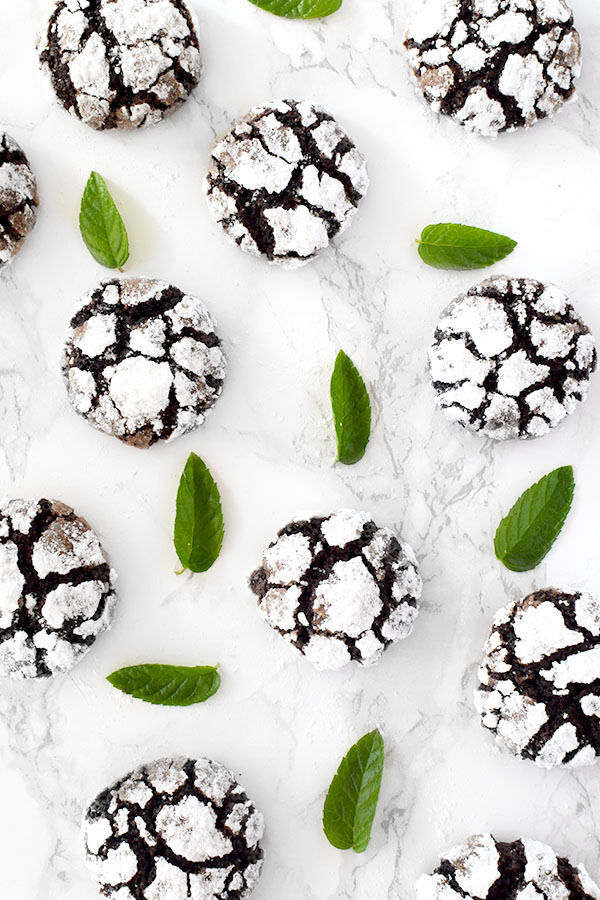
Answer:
top-left (475, 588), bottom-right (600, 768)
top-left (249, 509), bottom-right (422, 671)
top-left (203, 99), bottom-right (369, 269)
top-left (0, 131), bottom-right (38, 267)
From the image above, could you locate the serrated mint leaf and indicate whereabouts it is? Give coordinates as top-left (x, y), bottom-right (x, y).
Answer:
top-left (494, 466), bottom-right (575, 573)
top-left (174, 453), bottom-right (224, 573)
top-left (331, 350), bottom-right (371, 465)
top-left (80, 171), bottom-right (130, 269)
top-left (323, 729), bottom-right (384, 853)
top-left (247, 0), bottom-right (341, 17)
top-left (417, 223), bottom-right (516, 270)
top-left (107, 664), bottom-right (220, 706)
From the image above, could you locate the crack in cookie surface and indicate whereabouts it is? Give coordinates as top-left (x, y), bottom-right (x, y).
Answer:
top-left (249, 509), bottom-right (422, 670)
top-left (37, 0), bottom-right (202, 130)
top-left (0, 132), bottom-right (38, 268)
top-left (0, 498), bottom-right (117, 678)
top-left (62, 277), bottom-right (227, 448)
top-left (428, 276), bottom-right (597, 441)
top-left (403, 0), bottom-right (581, 135)
top-left (83, 757), bottom-right (265, 900)
top-left (203, 99), bottom-right (369, 268)
top-left (475, 587), bottom-right (600, 768)
top-left (415, 834), bottom-right (600, 900)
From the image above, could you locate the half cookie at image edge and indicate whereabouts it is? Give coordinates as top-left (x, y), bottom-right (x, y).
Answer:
top-left (249, 509), bottom-right (422, 670)
top-left (0, 131), bottom-right (38, 268)
top-left (36, 0), bottom-right (202, 130)
top-left (0, 498), bottom-right (117, 679)
top-left (62, 277), bottom-right (227, 448)
top-left (403, 0), bottom-right (581, 136)
top-left (415, 834), bottom-right (600, 900)
top-left (83, 756), bottom-right (265, 900)
top-left (203, 99), bottom-right (369, 268)
top-left (428, 276), bottom-right (597, 441)
top-left (475, 587), bottom-right (600, 769)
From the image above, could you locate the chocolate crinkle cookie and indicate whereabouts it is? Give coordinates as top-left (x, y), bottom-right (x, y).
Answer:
top-left (403, 0), bottom-right (581, 136)
top-left (0, 498), bottom-right (117, 679)
top-left (62, 277), bottom-right (227, 448)
top-left (428, 276), bottom-right (596, 441)
top-left (203, 99), bottom-right (369, 268)
top-left (249, 509), bottom-right (422, 671)
top-left (0, 131), bottom-right (38, 268)
top-left (83, 756), bottom-right (264, 900)
top-left (415, 833), bottom-right (600, 900)
top-left (475, 587), bottom-right (600, 769)
top-left (37, 0), bottom-right (202, 130)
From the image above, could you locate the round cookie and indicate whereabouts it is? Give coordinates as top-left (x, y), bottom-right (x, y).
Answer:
top-left (249, 509), bottom-right (422, 670)
top-left (83, 756), bottom-right (265, 900)
top-left (415, 833), bottom-right (600, 900)
top-left (0, 498), bottom-right (117, 679)
top-left (475, 587), bottom-right (600, 769)
top-left (203, 99), bottom-right (369, 268)
top-left (403, 0), bottom-right (581, 136)
top-left (62, 277), bottom-right (227, 449)
top-left (0, 131), bottom-right (38, 268)
top-left (37, 0), bottom-right (202, 131)
top-left (428, 276), bottom-right (597, 441)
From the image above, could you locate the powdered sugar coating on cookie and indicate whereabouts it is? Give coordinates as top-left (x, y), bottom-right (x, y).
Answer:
top-left (83, 756), bottom-right (264, 900)
top-left (428, 276), bottom-right (596, 441)
top-left (0, 498), bottom-right (117, 679)
top-left (203, 99), bottom-right (369, 268)
top-left (475, 588), bottom-right (600, 768)
top-left (62, 277), bottom-right (227, 448)
top-left (249, 509), bottom-right (422, 670)
top-left (0, 132), bottom-right (38, 268)
top-left (415, 833), bottom-right (600, 900)
top-left (37, 0), bottom-right (202, 130)
top-left (404, 0), bottom-right (581, 135)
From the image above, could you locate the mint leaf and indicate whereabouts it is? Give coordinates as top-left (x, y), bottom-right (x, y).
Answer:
top-left (494, 466), bottom-right (575, 572)
top-left (80, 171), bottom-right (130, 269)
top-left (107, 664), bottom-right (220, 706)
top-left (417, 223), bottom-right (516, 270)
top-left (330, 350), bottom-right (371, 465)
top-left (323, 729), bottom-right (384, 853)
top-left (174, 453), bottom-right (224, 573)
top-left (247, 0), bottom-right (341, 17)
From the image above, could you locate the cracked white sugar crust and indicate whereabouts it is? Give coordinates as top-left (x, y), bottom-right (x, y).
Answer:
top-left (82, 757), bottom-right (265, 900)
top-left (61, 277), bottom-right (227, 449)
top-left (474, 588), bottom-right (600, 768)
top-left (249, 509), bottom-right (422, 671)
top-left (428, 276), bottom-right (597, 441)
top-left (415, 834), bottom-right (600, 900)
top-left (203, 99), bottom-right (369, 269)
top-left (403, 0), bottom-right (581, 135)
top-left (37, 0), bottom-right (202, 130)
top-left (0, 131), bottom-right (38, 267)
top-left (0, 498), bottom-right (117, 679)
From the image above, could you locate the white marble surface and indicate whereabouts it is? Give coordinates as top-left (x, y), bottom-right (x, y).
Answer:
top-left (1, 0), bottom-right (600, 897)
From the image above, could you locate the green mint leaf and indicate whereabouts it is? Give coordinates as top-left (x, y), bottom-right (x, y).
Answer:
top-left (174, 453), bottom-right (224, 573)
top-left (330, 350), bottom-right (371, 465)
top-left (107, 664), bottom-right (221, 706)
top-left (323, 729), bottom-right (384, 853)
top-left (80, 171), bottom-right (130, 269)
top-left (417, 223), bottom-right (517, 270)
top-left (494, 466), bottom-right (575, 572)
top-left (247, 0), bottom-right (341, 18)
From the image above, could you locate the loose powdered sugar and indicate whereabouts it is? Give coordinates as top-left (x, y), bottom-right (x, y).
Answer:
top-left (403, 0), bottom-right (581, 135)
top-left (83, 757), bottom-right (264, 900)
top-left (203, 99), bottom-right (369, 268)
top-left (61, 277), bottom-right (227, 449)
top-left (475, 588), bottom-right (600, 768)
top-left (0, 131), bottom-right (38, 267)
top-left (249, 509), bottom-right (422, 671)
top-left (428, 276), bottom-right (597, 441)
